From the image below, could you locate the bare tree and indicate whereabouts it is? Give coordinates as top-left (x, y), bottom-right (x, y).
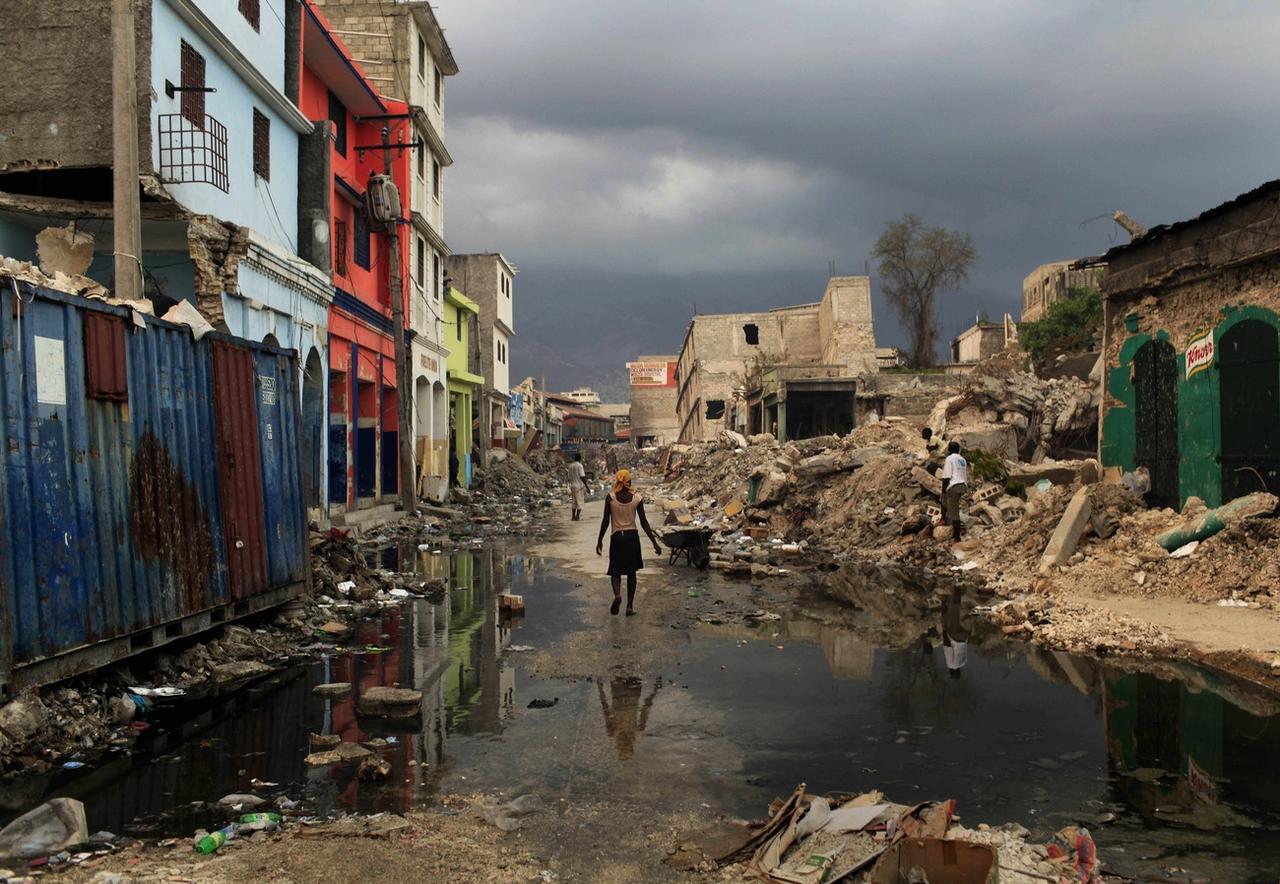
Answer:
top-left (872, 214), bottom-right (976, 367)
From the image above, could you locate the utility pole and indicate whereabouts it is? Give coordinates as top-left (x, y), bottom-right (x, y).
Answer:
top-left (111, 0), bottom-right (144, 301)
top-left (381, 126), bottom-right (416, 513)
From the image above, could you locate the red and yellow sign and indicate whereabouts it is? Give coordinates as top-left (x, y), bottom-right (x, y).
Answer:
top-left (628, 361), bottom-right (675, 387)
top-left (1185, 330), bottom-right (1214, 380)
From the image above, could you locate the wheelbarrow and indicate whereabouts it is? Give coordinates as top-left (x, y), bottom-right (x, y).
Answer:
top-left (661, 527), bottom-right (713, 570)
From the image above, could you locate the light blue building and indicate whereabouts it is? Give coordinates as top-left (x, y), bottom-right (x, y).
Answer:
top-left (0, 0), bottom-right (333, 511)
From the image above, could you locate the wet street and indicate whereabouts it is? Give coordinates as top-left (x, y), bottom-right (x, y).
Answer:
top-left (7, 514), bottom-right (1280, 882)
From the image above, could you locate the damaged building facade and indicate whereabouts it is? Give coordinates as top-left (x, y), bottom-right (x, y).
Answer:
top-left (298, 4), bottom-right (414, 515)
top-left (1022, 257), bottom-right (1106, 322)
top-left (674, 277), bottom-right (879, 443)
top-left (1100, 180), bottom-right (1280, 509)
top-left (0, 0), bottom-right (334, 509)
top-left (310, 0), bottom-right (458, 505)
top-left (447, 253), bottom-right (518, 457)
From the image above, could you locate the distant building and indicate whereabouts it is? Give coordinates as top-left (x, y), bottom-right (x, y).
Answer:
top-left (560, 387), bottom-right (601, 405)
top-left (444, 288), bottom-right (483, 487)
top-left (675, 276), bottom-right (879, 443)
top-left (1022, 257), bottom-right (1106, 322)
top-left (628, 356), bottom-right (680, 447)
top-left (548, 395), bottom-right (615, 445)
top-left (950, 314), bottom-right (1017, 364)
top-left (447, 253), bottom-right (518, 455)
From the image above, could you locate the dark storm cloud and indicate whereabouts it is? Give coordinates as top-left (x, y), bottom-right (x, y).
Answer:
top-left (435, 1), bottom-right (1280, 387)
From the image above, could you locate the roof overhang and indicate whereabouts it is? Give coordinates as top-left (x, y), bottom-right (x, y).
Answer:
top-left (411, 107), bottom-right (453, 166)
top-left (303, 3), bottom-right (387, 117)
top-left (407, 2), bottom-right (459, 75)
top-left (411, 211), bottom-right (450, 256)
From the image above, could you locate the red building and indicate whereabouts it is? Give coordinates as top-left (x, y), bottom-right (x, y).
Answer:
top-left (297, 3), bottom-right (413, 513)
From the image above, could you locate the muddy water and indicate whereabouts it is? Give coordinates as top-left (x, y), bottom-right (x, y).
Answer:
top-left (8, 544), bottom-right (1280, 882)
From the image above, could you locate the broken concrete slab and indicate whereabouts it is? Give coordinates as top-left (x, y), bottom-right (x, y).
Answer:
top-left (212, 661), bottom-right (272, 683)
top-left (358, 686), bottom-right (423, 718)
top-left (0, 695), bottom-right (49, 744)
top-left (36, 225), bottom-right (95, 276)
top-left (1039, 487), bottom-right (1092, 574)
top-left (312, 682), bottom-right (352, 699)
top-left (910, 467), bottom-right (943, 498)
top-left (747, 433), bottom-right (776, 446)
top-left (948, 423), bottom-right (1019, 460)
top-left (795, 453), bottom-right (838, 479)
top-left (755, 470), bottom-right (789, 505)
top-left (309, 733), bottom-right (342, 751)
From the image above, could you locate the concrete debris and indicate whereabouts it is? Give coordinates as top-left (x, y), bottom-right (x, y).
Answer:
top-left (1039, 487), bottom-right (1092, 573)
top-left (1155, 491), bottom-right (1278, 551)
top-left (35, 225), bottom-right (94, 277)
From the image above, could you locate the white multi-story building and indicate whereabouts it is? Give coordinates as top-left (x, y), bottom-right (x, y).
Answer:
top-left (312, 0), bottom-right (457, 502)
top-left (447, 253), bottom-right (518, 455)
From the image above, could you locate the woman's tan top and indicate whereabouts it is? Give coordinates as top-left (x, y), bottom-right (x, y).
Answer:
top-left (608, 493), bottom-right (642, 532)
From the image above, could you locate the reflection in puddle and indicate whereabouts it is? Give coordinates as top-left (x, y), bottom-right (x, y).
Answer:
top-left (7, 546), bottom-right (1280, 879)
top-left (597, 676), bottom-right (663, 761)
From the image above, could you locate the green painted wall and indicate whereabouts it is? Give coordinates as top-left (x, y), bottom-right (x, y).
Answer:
top-left (1102, 306), bottom-right (1280, 508)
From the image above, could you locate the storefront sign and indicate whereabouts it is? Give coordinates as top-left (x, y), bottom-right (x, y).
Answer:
top-left (1185, 331), bottom-right (1214, 380)
top-left (508, 392), bottom-right (525, 426)
top-left (628, 361), bottom-right (673, 386)
top-left (418, 353), bottom-right (439, 374)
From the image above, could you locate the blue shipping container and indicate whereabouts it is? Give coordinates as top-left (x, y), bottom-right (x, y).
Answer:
top-left (0, 281), bottom-right (309, 693)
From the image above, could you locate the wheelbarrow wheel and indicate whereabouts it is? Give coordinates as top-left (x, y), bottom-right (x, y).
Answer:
top-left (694, 543), bottom-right (711, 570)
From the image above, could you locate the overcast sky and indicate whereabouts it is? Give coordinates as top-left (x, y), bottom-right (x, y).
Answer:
top-left (435, 1), bottom-right (1280, 393)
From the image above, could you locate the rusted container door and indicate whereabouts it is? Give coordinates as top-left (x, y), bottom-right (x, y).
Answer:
top-left (1220, 319), bottom-right (1280, 500)
top-left (212, 341), bottom-right (269, 600)
top-left (1133, 339), bottom-right (1180, 509)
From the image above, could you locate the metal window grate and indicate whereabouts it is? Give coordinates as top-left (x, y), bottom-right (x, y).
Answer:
top-left (239, 0), bottom-right (260, 31)
top-left (334, 219), bottom-right (347, 276)
top-left (252, 108), bottom-right (270, 180)
top-left (158, 112), bottom-right (229, 192)
top-left (354, 210), bottom-right (370, 270)
top-left (180, 40), bottom-right (206, 126)
top-left (415, 237), bottom-right (425, 286)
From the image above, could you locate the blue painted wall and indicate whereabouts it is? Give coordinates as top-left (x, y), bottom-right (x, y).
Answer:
top-left (149, 0), bottom-right (299, 252)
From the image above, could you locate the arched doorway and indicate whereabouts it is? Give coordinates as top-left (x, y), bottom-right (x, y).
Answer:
top-left (1220, 319), bottom-right (1280, 500)
top-left (414, 377), bottom-right (431, 497)
top-left (301, 348), bottom-right (324, 508)
top-left (1133, 338), bottom-right (1180, 509)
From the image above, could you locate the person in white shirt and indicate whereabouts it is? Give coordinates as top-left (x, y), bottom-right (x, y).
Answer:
top-left (567, 452), bottom-right (587, 521)
top-left (940, 441), bottom-right (968, 541)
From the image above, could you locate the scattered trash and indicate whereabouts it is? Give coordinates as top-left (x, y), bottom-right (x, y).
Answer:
top-left (1217, 598), bottom-right (1250, 607)
top-left (0, 798), bottom-right (88, 860)
top-left (508, 645), bottom-right (536, 652)
top-left (193, 823), bottom-right (238, 855)
top-left (126, 686), bottom-right (185, 699)
top-left (476, 794), bottom-right (542, 831)
top-left (527, 698), bottom-right (559, 709)
top-left (61, 761), bottom-right (85, 770)
top-left (217, 793), bottom-right (267, 811)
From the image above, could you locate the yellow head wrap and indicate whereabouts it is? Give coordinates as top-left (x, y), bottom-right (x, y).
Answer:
top-left (612, 469), bottom-right (633, 495)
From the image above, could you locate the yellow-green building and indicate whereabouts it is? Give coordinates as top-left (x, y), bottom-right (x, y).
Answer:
top-left (445, 287), bottom-right (484, 487)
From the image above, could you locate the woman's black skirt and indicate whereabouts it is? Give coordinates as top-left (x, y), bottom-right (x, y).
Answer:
top-left (607, 530), bottom-right (644, 576)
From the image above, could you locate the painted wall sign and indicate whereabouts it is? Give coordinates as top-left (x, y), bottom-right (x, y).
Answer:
top-left (418, 353), bottom-right (438, 374)
top-left (1185, 331), bottom-right (1215, 379)
top-left (628, 361), bottom-right (674, 387)
top-left (34, 336), bottom-right (67, 405)
top-left (259, 375), bottom-right (277, 405)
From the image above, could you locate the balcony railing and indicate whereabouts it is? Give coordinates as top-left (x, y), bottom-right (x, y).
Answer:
top-left (157, 113), bottom-right (229, 192)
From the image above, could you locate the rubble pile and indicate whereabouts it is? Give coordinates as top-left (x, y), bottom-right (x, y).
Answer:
top-left (472, 451), bottom-right (558, 498)
top-left (988, 595), bottom-right (1173, 656)
top-left (929, 367), bottom-right (1098, 460)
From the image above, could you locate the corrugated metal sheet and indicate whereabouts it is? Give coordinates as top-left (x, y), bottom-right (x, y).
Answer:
top-left (0, 282), bottom-right (308, 691)
top-left (211, 342), bottom-right (268, 602)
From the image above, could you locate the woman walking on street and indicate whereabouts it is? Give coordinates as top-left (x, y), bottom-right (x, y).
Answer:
top-left (596, 469), bottom-right (662, 616)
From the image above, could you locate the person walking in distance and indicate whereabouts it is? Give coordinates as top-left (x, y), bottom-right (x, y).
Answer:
top-left (567, 452), bottom-right (587, 521)
top-left (596, 469), bottom-right (662, 616)
top-left (940, 441), bottom-right (968, 542)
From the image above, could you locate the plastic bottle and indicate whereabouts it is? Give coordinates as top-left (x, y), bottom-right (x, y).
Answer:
top-left (194, 824), bottom-right (238, 854)
top-left (238, 813), bottom-right (283, 832)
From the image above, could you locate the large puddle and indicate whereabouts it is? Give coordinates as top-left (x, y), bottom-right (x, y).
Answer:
top-left (5, 544), bottom-right (1279, 881)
